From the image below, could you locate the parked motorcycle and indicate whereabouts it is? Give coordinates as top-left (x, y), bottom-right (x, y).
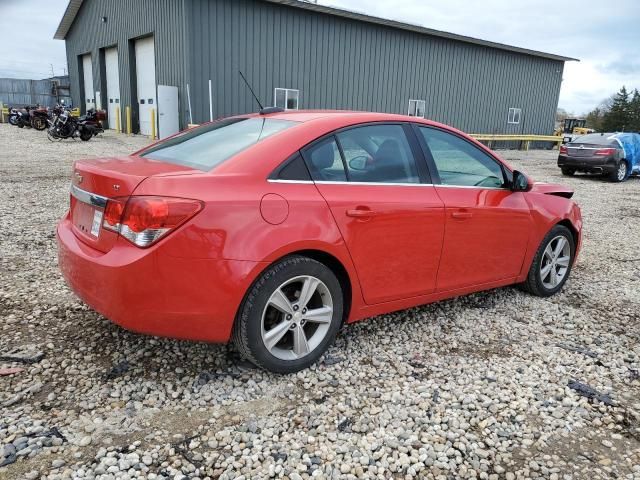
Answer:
top-left (8, 107), bottom-right (20, 126)
top-left (29, 106), bottom-right (49, 130)
top-left (47, 108), bottom-right (104, 141)
top-left (16, 106), bottom-right (33, 128)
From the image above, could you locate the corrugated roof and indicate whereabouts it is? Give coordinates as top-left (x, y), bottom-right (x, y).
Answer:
top-left (53, 0), bottom-right (578, 62)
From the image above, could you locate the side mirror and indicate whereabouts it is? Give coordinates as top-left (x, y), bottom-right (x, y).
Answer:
top-left (512, 170), bottom-right (530, 191)
top-left (348, 156), bottom-right (368, 171)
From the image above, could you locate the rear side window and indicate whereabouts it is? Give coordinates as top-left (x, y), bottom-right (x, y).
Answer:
top-left (419, 127), bottom-right (505, 188)
top-left (303, 137), bottom-right (347, 182)
top-left (336, 124), bottom-right (419, 183)
top-left (303, 124), bottom-right (420, 184)
top-left (140, 118), bottom-right (297, 171)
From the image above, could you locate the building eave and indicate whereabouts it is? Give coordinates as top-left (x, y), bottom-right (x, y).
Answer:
top-left (53, 0), bottom-right (83, 40)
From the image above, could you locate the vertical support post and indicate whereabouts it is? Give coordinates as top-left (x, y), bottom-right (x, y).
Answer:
top-left (126, 106), bottom-right (132, 135)
top-left (150, 108), bottom-right (156, 140)
top-left (208, 79), bottom-right (213, 122)
top-left (187, 83), bottom-right (193, 125)
top-left (115, 106), bottom-right (121, 133)
top-left (0, 102), bottom-right (4, 123)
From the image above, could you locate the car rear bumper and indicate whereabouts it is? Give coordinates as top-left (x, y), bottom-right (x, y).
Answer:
top-left (557, 155), bottom-right (617, 173)
top-left (57, 214), bottom-right (264, 343)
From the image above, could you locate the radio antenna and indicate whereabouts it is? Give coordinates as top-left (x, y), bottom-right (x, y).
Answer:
top-left (239, 70), bottom-right (264, 111)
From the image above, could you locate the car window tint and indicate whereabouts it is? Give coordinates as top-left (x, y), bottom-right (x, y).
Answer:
top-left (570, 133), bottom-right (618, 145)
top-left (419, 127), bottom-right (505, 188)
top-left (140, 118), bottom-right (297, 171)
top-left (304, 137), bottom-right (347, 181)
top-left (336, 124), bottom-right (419, 183)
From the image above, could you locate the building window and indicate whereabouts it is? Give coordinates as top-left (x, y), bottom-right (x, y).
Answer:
top-left (408, 99), bottom-right (426, 118)
top-left (508, 108), bottom-right (522, 124)
top-left (275, 88), bottom-right (299, 110)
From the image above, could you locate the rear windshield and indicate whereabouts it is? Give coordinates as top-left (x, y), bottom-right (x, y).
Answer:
top-left (140, 117), bottom-right (297, 170)
top-left (570, 133), bottom-right (618, 146)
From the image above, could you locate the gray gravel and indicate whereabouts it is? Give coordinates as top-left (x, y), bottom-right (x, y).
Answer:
top-left (1, 124), bottom-right (639, 480)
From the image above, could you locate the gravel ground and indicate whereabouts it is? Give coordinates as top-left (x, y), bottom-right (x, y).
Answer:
top-left (0, 123), bottom-right (639, 480)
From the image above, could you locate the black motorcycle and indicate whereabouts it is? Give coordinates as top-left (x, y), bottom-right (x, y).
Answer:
top-left (47, 108), bottom-right (100, 142)
top-left (16, 106), bottom-right (33, 128)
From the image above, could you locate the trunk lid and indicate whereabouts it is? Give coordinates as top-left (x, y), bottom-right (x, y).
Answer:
top-left (69, 156), bottom-right (198, 252)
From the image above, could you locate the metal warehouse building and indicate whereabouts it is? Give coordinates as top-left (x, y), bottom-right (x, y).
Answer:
top-left (55, 0), bottom-right (575, 138)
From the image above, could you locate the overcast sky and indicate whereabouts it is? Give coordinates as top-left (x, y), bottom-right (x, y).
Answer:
top-left (0, 0), bottom-right (638, 115)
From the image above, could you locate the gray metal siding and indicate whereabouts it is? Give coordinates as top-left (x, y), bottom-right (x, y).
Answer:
top-left (63, 0), bottom-right (564, 136)
top-left (0, 77), bottom-right (71, 108)
top-left (64, 0), bottom-right (189, 129)
top-left (187, 0), bottom-right (563, 135)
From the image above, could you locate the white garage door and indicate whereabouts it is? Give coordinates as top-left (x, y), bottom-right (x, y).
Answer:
top-left (135, 36), bottom-right (157, 136)
top-left (82, 54), bottom-right (95, 110)
top-left (105, 47), bottom-right (120, 130)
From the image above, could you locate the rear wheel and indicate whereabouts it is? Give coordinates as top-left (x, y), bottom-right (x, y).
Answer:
top-left (233, 256), bottom-right (343, 373)
top-left (520, 225), bottom-right (575, 297)
top-left (31, 116), bottom-right (47, 130)
top-left (610, 161), bottom-right (628, 182)
top-left (561, 167), bottom-right (575, 176)
top-left (79, 128), bottom-right (93, 141)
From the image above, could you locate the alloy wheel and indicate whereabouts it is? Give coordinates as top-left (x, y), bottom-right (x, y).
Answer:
top-left (617, 162), bottom-right (627, 181)
top-left (540, 235), bottom-right (571, 289)
top-left (261, 275), bottom-right (333, 360)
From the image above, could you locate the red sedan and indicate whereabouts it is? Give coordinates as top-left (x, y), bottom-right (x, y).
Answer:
top-left (58, 111), bottom-right (582, 373)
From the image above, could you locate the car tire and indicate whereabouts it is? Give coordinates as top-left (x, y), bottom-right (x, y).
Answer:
top-left (520, 225), bottom-right (575, 298)
top-left (609, 160), bottom-right (628, 182)
top-left (561, 168), bottom-right (575, 176)
top-left (232, 255), bottom-right (344, 373)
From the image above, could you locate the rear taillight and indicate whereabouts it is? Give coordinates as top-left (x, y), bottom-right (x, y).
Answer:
top-left (559, 145), bottom-right (568, 155)
top-left (102, 196), bottom-right (202, 247)
top-left (595, 148), bottom-right (616, 156)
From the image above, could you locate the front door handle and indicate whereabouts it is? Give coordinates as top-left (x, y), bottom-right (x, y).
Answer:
top-left (451, 210), bottom-right (473, 219)
top-left (346, 207), bottom-right (376, 218)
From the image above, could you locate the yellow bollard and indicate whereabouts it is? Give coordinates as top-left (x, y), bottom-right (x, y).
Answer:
top-left (126, 106), bottom-right (131, 135)
top-left (150, 108), bottom-right (156, 140)
top-left (115, 106), bottom-right (121, 133)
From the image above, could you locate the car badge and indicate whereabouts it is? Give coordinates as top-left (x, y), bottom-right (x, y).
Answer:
top-left (74, 171), bottom-right (83, 184)
top-left (579, 145), bottom-right (584, 149)
top-left (113, 184), bottom-right (120, 192)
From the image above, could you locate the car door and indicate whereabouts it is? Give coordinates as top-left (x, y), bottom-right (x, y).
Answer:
top-left (415, 126), bottom-right (531, 292)
top-left (302, 123), bottom-right (445, 305)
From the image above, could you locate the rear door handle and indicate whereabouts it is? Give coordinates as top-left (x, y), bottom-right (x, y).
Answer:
top-left (451, 210), bottom-right (473, 219)
top-left (346, 208), bottom-right (376, 218)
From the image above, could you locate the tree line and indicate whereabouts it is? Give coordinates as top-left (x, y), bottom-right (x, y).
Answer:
top-left (584, 86), bottom-right (640, 132)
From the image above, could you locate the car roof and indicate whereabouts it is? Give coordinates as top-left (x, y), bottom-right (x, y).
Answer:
top-left (243, 109), bottom-right (428, 124)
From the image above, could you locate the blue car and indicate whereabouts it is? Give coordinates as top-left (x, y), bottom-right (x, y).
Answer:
top-left (558, 132), bottom-right (640, 182)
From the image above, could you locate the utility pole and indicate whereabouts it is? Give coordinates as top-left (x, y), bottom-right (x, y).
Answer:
top-left (50, 64), bottom-right (55, 78)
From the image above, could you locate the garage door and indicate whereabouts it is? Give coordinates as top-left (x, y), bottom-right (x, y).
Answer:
top-left (104, 47), bottom-right (120, 130)
top-left (82, 54), bottom-right (95, 111)
top-left (135, 36), bottom-right (156, 136)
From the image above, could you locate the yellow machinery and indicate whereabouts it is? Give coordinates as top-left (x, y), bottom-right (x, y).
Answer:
top-left (555, 118), bottom-right (595, 142)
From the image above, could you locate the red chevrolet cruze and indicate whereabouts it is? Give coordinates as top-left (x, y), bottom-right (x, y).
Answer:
top-left (58, 111), bottom-right (582, 372)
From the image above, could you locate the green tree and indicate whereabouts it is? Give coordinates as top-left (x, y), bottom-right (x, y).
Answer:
top-left (602, 86), bottom-right (631, 132)
top-left (629, 89), bottom-right (640, 132)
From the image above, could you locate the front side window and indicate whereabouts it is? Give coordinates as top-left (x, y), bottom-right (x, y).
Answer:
top-left (275, 88), bottom-right (300, 110)
top-left (336, 124), bottom-right (420, 183)
top-left (408, 99), bottom-right (426, 118)
top-left (508, 107), bottom-right (521, 124)
top-left (419, 127), bottom-right (505, 188)
top-left (140, 117), bottom-right (297, 171)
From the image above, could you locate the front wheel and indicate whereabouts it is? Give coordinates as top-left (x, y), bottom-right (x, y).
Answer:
top-left (610, 161), bottom-right (628, 182)
top-left (520, 225), bottom-right (575, 297)
top-left (233, 256), bottom-right (343, 373)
